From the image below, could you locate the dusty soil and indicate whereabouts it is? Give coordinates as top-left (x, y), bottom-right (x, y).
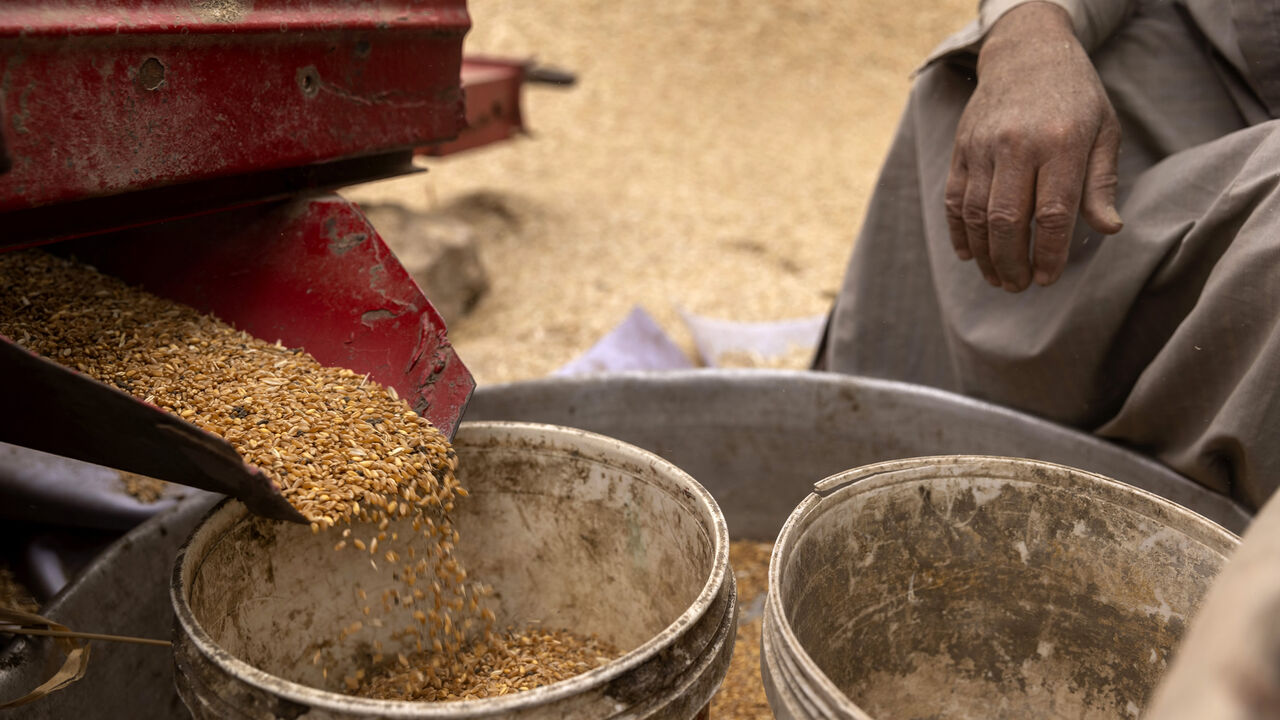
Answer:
top-left (344, 0), bottom-right (973, 384)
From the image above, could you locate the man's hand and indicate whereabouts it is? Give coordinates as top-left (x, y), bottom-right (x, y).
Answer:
top-left (945, 1), bottom-right (1123, 291)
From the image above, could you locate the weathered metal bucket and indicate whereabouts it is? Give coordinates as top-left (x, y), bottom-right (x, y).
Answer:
top-left (170, 421), bottom-right (734, 719)
top-left (761, 456), bottom-right (1240, 720)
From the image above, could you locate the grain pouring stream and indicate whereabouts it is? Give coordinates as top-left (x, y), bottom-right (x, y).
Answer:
top-left (0, 250), bottom-right (617, 700)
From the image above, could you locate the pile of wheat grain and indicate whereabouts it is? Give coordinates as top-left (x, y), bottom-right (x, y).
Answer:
top-left (711, 540), bottom-right (775, 718)
top-left (356, 626), bottom-right (617, 701)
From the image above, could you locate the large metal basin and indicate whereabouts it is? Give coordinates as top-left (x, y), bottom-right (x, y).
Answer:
top-left (0, 371), bottom-right (1249, 718)
top-left (0, 492), bottom-right (221, 719)
top-left (465, 371), bottom-right (1250, 537)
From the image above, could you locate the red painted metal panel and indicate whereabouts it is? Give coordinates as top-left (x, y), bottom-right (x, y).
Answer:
top-left (0, 0), bottom-right (469, 212)
top-left (424, 57), bottom-right (527, 157)
top-left (0, 1), bottom-right (469, 36)
top-left (59, 193), bottom-right (474, 436)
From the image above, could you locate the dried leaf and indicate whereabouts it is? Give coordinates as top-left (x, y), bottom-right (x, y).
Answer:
top-left (0, 607), bottom-right (91, 708)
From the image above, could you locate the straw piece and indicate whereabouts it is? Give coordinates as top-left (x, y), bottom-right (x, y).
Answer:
top-left (0, 625), bottom-right (170, 648)
top-left (0, 608), bottom-right (91, 708)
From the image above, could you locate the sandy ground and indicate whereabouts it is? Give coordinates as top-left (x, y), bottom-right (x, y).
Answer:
top-left (344, 0), bottom-right (974, 384)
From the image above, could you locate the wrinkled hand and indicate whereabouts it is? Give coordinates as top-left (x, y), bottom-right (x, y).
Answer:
top-left (946, 2), bottom-right (1123, 291)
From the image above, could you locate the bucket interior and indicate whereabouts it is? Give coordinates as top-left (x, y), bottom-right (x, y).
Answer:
top-left (184, 424), bottom-right (720, 694)
top-left (778, 461), bottom-right (1236, 720)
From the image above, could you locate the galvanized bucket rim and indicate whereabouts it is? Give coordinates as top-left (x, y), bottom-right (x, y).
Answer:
top-left (171, 420), bottom-right (731, 717)
top-left (764, 454), bottom-right (1241, 718)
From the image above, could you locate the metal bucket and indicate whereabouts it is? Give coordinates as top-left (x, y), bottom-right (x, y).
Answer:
top-left (761, 456), bottom-right (1240, 720)
top-left (170, 421), bottom-right (735, 719)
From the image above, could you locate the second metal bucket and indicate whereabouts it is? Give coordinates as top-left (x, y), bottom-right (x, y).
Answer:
top-left (762, 455), bottom-right (1239, 720)
top-left (171, 421), bottom-right (735, 719)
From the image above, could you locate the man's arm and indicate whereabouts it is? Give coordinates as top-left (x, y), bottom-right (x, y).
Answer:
top-left (980, 0), bottom-right (1131, 54)
top-left (944, 1), bottom-right (1124, 291)
top-left (920, 0), bottom-right (1132, 73)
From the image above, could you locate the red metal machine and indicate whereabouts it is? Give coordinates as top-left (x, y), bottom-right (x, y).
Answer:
top-left (0, 0), bottom-right (542, 521)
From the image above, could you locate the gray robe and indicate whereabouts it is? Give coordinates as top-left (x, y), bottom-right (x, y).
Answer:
top-left (822, 0), bottom-right (1280, 511)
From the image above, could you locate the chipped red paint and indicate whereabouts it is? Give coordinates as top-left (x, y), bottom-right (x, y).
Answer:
top-left (53, 194), bottom-right (475, 438)
top-left (0, 0), bottom-right (469, 212)
top-left (424, 56), bottom-right (527, 157)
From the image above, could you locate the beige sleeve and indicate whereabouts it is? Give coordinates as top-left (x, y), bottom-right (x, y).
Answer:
top-left (1143, 490), bottom-right (1280, 720)
top-left (919, 0), bottom-right (1134, 70)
